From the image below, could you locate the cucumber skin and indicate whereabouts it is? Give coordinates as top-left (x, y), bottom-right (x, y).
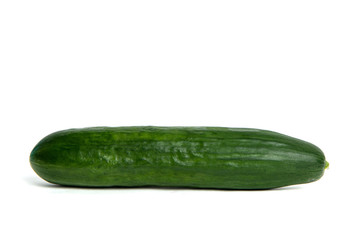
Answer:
top-left (30, 126), bottom-right (326, 189)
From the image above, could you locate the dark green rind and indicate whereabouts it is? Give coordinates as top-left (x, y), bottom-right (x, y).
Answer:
top-left (30, 126), bottom-right (326, 189)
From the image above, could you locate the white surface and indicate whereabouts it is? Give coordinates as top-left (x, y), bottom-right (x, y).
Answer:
top-left (1, 1), bottom-right (359, 239)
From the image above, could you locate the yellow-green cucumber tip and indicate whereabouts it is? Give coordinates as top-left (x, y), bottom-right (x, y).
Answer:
top-left (325, 160), bottom-right (330, 169)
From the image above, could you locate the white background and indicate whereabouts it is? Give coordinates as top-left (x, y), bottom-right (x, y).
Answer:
top-left (1, 1), bottom-right (359, 239)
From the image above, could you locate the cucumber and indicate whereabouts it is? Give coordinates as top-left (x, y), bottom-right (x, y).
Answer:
top-left (30, 126), bottom-right (327, 189)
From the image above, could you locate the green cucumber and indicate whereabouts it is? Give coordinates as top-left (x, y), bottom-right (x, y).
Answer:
top-left (30, 126), bottom-right (327, 189)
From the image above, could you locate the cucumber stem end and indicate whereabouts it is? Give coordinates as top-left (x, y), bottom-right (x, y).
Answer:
top-left (325, 160), bottom-right (330, 170)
